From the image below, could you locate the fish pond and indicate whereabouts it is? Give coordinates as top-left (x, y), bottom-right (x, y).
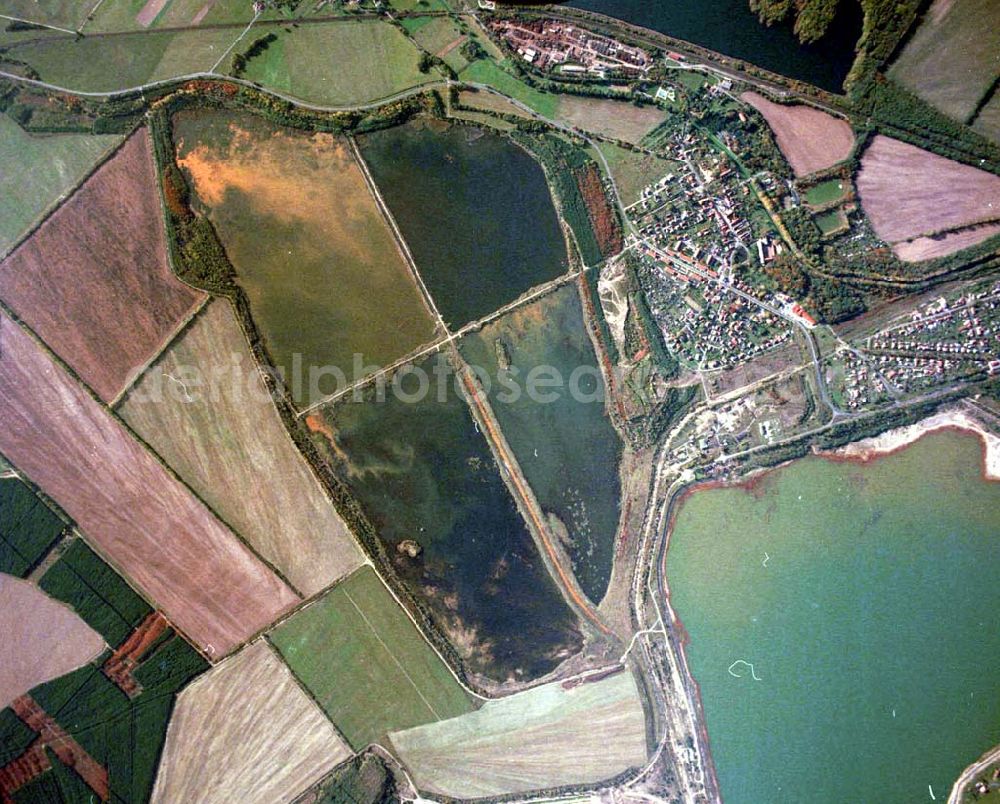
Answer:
top-left (173, 108), bottom-right (437, 408)
top-left (566, 0), bottom-right (863, 94)
top-left (357, 120), bottom-right (568, 328)
top-left (459, 284), bottom-right (622, 604)
top-left (313, 352), bottom-right (583, 682)
top-left (667, 429), bottom-right (1000, 803)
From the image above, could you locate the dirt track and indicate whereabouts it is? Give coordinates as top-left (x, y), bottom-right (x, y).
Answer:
top-left (741, 91), bottom-right (854, 177)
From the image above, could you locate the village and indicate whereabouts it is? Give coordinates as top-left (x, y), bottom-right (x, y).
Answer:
top-left (487, 18), bottom-right (653, 78)
top-left (829, 280), bottom-right (1000, 410)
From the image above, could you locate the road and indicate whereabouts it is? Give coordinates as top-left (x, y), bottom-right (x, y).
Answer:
top-left (948, 743), bottom-right (1000, 804)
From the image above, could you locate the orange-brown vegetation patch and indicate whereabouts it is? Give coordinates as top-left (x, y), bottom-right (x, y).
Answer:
top-left (857, 135), bottom-right (1000, 259)
top-left (102, 611), bottom-right (169, 698)
top-left (0, 574), bottom-right (106, 710)
top-left (0, 739), bottom-right (51, 802)
top-left (576, 164), bottom-right (623, 258)
top-left (741, 91), bottom-right (854, 177)
top-left (11, 695), bottom-right (109, 801)
top-left (0, 317), bottom-right (300, 656)
top-left (0, 129), bottom-right (204, 402)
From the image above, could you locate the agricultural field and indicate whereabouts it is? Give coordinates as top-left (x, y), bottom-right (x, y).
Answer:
top-left (0, 477), bottom-right (65, 578)
top-left (554, 95), bottom-right (665, 144)
top-left (593, 141), bottom-right (677, 207)
top-left (2, 27), bottom-right (239, 91)
top-left (403, 16), bottom-right (469, 73)
top-left (458, 285), bottom-right (623, 604)
top-left (856, 135), bottom-right (1000, 259)
top-left (22, 626), bottom-right (208, 802)
top-left (0, 315), bottom-right (300, 655)
top-left (459, 58), bottom-right (561, 119)
top-left (456, 87), bottom-right (532, 119)
top-left (741, 91), bottom-right (855, 177)
top-left (0, 117), bottom-right (121, 257)
top-left (0, 0), bottom-right (88, 29)
top-left (0, 130), bottom-right (204, 402)
top-left (972, 92), bottom-right (1000, 144)
top-left (269, 566), bottom-right (474, 749)
top-left (311, 352), bottom-right (584, 682)
top-left (119, 300), bottom-right (364, 595)
top-left (388, 669), bottom-right (648, 797)
top-left (0, 574), bottom-right (105, 709)
top-left (88, 0), bottom-right (255, 31)
top-left (152, 640), bottom-right (350, 803)
top-left (38, 539), bottom-right (152, 647)
top-left (173, 109), bottom-right (437, 407)
top-left (359, 119), bottom-right (567, 327)
top-left (893, 222), bottom-right (1000, 262)
top-left (888, 0), bottom-right (1000, 123)
top-left (238, 20), bottom-right (434, 106)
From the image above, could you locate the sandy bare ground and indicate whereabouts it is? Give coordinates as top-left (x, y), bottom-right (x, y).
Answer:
top-left (829, 406), bottom-right (1000, 479)
top-left (0, 574), bottom-right (106, 709)
top-left (119, 300), bottom-right (364, 596)
top-left (152, 640), bottom-right (351, 804)
top-left (0, 129), bottom-right (204, 402)
top-left (857, 135), bottom-right (1000, 253)
top-left (741, 92), bottom-right (854, 177)
top-left (893, 222), bottom-right (1000, 261)
top-left (388, 670), bottom-right (647, 797)
top-left (0, 315), bottom-right (299, 656)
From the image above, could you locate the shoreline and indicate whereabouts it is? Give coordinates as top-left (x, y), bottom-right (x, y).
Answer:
top-left (824, 407), bottom-right (1000, 482)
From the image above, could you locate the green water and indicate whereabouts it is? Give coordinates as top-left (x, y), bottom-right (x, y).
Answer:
top-left (668, 430), bottom-right (1000, 803)
top-left (358, 120), bottom-right (568, 328)
top-left (459, 284), bottom-right (622, 604)
top-left (320, 353), bottom-right (583, 682)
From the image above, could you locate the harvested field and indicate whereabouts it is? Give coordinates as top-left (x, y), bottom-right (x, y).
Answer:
top-left (888, 0), bottom-right (1000, 123)
top-left (856, 135), bottom-right (1000, 258)
top-left (0, 116), bottom-right (121, 256)
top-left (119, 300), bottom-right (364, 595)
top-left (741, 91), bottom-right (854, 177)
top-left (0, 315), bottom-right (299, 655)
top-left (893, 222), bottom-right (1000, 261)
top-left (388, 670), bottom-right (648, 797)
top-left (577, 163), bottom-right (623, 258)
top-left (0, 574), bottom-right (105, 710)
top-left (270, 566), bottom-right (474, 749)
top-left (457, 88), bottom-right (532, 119)
top-left (152, 640), bottom-right (350, 804)
top-left (0, 477), bottom-right (65, 578)
top-left (0, 129), bottom-right (204, 402)
top-left (555, 95), bottom-right (664, 143)
top-left (174, 109), bottom-right (436, 407)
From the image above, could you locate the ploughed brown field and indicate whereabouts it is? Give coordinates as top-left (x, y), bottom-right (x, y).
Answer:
top-left (741, 91), bottom-right (854, 177)
top-left (0, 316), bottom-right (300, 656)
top-left (0, 573), bottom-right (106, 709)
top-left (857, 135), bottom-right (1000, 260)
top-left (893, 222), bottom-right (1000, 262)
top-left (0, 128), bottom-right (204, 402)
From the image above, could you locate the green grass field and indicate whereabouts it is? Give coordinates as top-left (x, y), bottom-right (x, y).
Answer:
top-left (0, 117), bottom-right (121, 255)
top-left (404, 15), bottom-right (468, 72)
top-left (0, 477), bottom-right (65, 578)
top-left (459, 58), bottom-right (560, 119)
top-left (1, 0), bottom-right (88, 29)
top-left (240, 20), bottom-right (435, 105)
top-left (88, 0), bottom-right (254, 32)
top-left (804, 178), bottom-right (848, 207)
top-left (4, 26), bottom-right (237, 91)
top-left (815, 208), bottom-right (848, 236)
top-left (269, 566), bottom-right (473, 749)
top-left (594, 141), bottom-right (677, 207)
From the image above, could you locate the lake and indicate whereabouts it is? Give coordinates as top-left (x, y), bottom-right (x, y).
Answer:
top-left (564, 0), bottom-right (863, 93)
top-left (667, 429), bottom-right (1000, 802)
top-left (358, 120), bottom-right (568, 328)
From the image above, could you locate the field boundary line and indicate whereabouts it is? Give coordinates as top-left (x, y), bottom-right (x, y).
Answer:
top-left (340, 587), bottom-right (443, 721)
top-left (207, 10), bottom-right (260, 74)
top-left (0, 13), bottom-right (77, 34)
top-left (110, 294), bottom-right (210, 409)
